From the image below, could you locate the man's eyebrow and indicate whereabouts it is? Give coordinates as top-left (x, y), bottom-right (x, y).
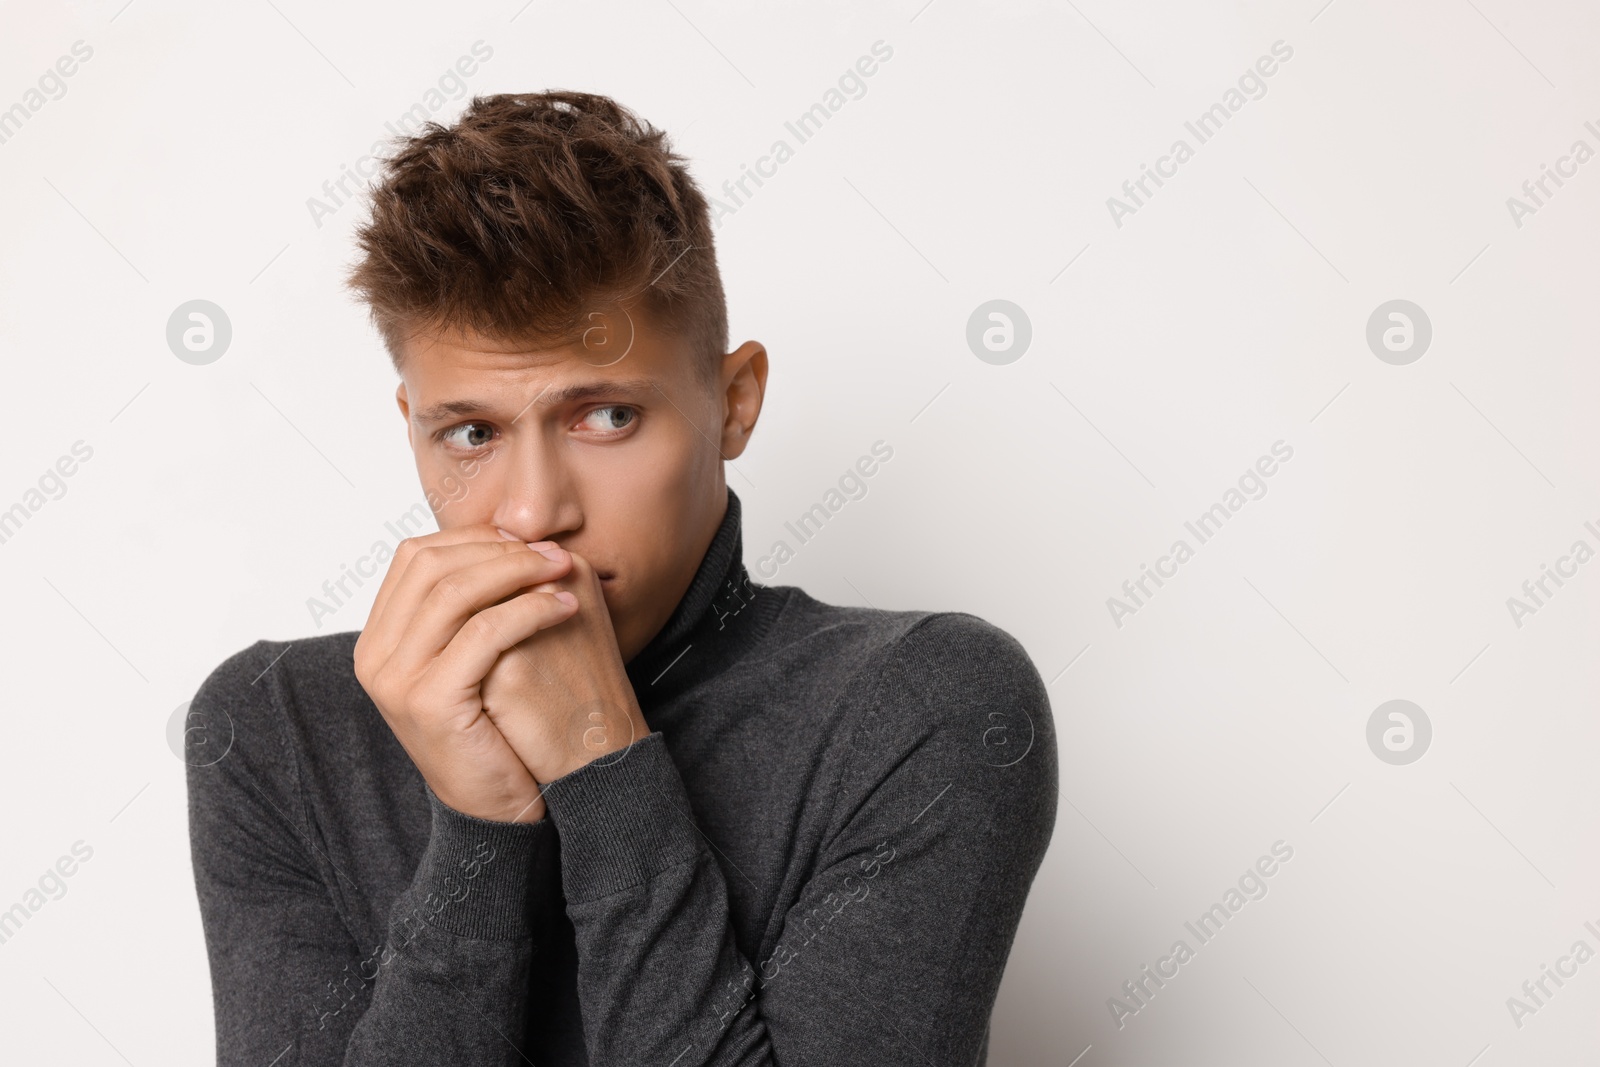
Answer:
top-left (412, 377), bottom-right (660, 426)
top-left (412, 398), bottom-right (498, 426)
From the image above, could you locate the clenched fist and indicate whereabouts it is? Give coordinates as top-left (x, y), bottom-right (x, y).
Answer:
top-left (352, 524), bottom-right (582, 823)
top-left (479, 531), bottom-right (649, 785)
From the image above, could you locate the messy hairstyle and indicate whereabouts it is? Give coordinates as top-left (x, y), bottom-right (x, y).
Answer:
top-left (345, 90), bottom-right (726, 387)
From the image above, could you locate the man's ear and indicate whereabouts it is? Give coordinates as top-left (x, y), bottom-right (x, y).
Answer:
top-left (719, 341), bottom-right (767, 460)
top-left (395, 382), bottom-right (414, 450)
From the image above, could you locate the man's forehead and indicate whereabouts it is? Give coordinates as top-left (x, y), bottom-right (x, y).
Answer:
top-left (403, 326), bottom-right (578, 365)
top-left (400, 306), bottom-right (657, 370)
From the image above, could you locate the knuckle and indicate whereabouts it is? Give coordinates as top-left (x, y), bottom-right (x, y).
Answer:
top-left (408, 544), bottom-right (457, 591)
top-left (506, 546), bottom-right (544, 573)
top-left (466, 610), bottom-right (503, 646)
top-left (507, 592), bottom-right (559, 632)
top-left (532, 589), bottom-right (567, 616)
top-left (352, 640), bottom-right (380, 685)
top-left (366, 669), bottom-right (396, 709)
top-left (423, 571), bottom-right (469, 615)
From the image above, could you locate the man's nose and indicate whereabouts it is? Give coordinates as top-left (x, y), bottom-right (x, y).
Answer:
top-left (490, 438), bottom-right (581, 542)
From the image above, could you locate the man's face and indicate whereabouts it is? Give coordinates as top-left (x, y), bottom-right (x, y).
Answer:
top-left (393, 302), bottom-right (764, 663)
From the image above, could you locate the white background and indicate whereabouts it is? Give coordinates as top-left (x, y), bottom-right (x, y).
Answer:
top-left (2, 0), bottom-right (1597, 1064)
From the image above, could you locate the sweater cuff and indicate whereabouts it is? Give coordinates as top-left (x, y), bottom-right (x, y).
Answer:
top-left (540, 731), bottom-right (705, 904)
top-left (404, 784), bottom-right (554, 941)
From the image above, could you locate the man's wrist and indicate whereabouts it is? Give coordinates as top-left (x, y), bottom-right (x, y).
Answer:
top-left (532, 694), bottom-right (651, 783)
top-left (539, 731), bottom-right (705, 904)
top-left (405, 784), bottom-right (556, 941)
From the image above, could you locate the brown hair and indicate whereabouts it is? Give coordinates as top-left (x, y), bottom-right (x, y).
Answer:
top-left (345, 90), bottom-right (726, 387)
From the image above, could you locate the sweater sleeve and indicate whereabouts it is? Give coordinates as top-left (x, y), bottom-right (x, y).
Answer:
top-left (540, 612), bottom-right (1059, 1065)
top-left (185, 641), bottom-right (560, 1065)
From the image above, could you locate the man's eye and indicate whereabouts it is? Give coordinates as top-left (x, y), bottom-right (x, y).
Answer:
top-left (439, 422), bottom-right (495, 450)
top-left (581, 405), bottom-right (637, 433)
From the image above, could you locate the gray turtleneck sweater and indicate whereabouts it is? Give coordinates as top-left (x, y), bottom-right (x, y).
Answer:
top-left (186, 486), bottom-right (1058, 1065)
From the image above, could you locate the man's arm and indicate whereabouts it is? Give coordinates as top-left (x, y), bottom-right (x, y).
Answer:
top-left (186, 641), bottom-right (558, 1065)
top-left (539, 612), bottom-right (1059, 1065)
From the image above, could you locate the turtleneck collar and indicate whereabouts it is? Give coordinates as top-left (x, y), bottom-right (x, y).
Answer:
top-left (623, 486), bottom-right (785, 711)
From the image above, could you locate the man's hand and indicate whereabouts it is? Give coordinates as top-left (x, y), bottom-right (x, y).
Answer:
top-left (480, 539), bottom-right (651, 784)
top-left (352, 525), bottom-right (580, 824)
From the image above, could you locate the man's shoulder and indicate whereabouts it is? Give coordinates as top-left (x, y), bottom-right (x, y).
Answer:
top-left (190, 629), bottom-right (371, 748)
top-left (195, 628), bottom-right (361, 698)
top-left (769, 587), bottom-right (1057, 836)
top-left (768, 586), bottom-right (1047, 707)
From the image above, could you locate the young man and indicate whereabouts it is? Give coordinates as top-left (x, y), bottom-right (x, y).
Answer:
top-left (186, 90), bottom-right (1057, 1065)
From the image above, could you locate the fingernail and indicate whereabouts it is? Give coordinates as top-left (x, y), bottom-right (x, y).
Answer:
top-left (554, 591), bottom-right (578, 607)
top-left (496, 527), bottom-right (521, 540)
top-left (527, 540), bottom-right (556, 551)
top-left (538, 547), bottom-right (565, 562)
